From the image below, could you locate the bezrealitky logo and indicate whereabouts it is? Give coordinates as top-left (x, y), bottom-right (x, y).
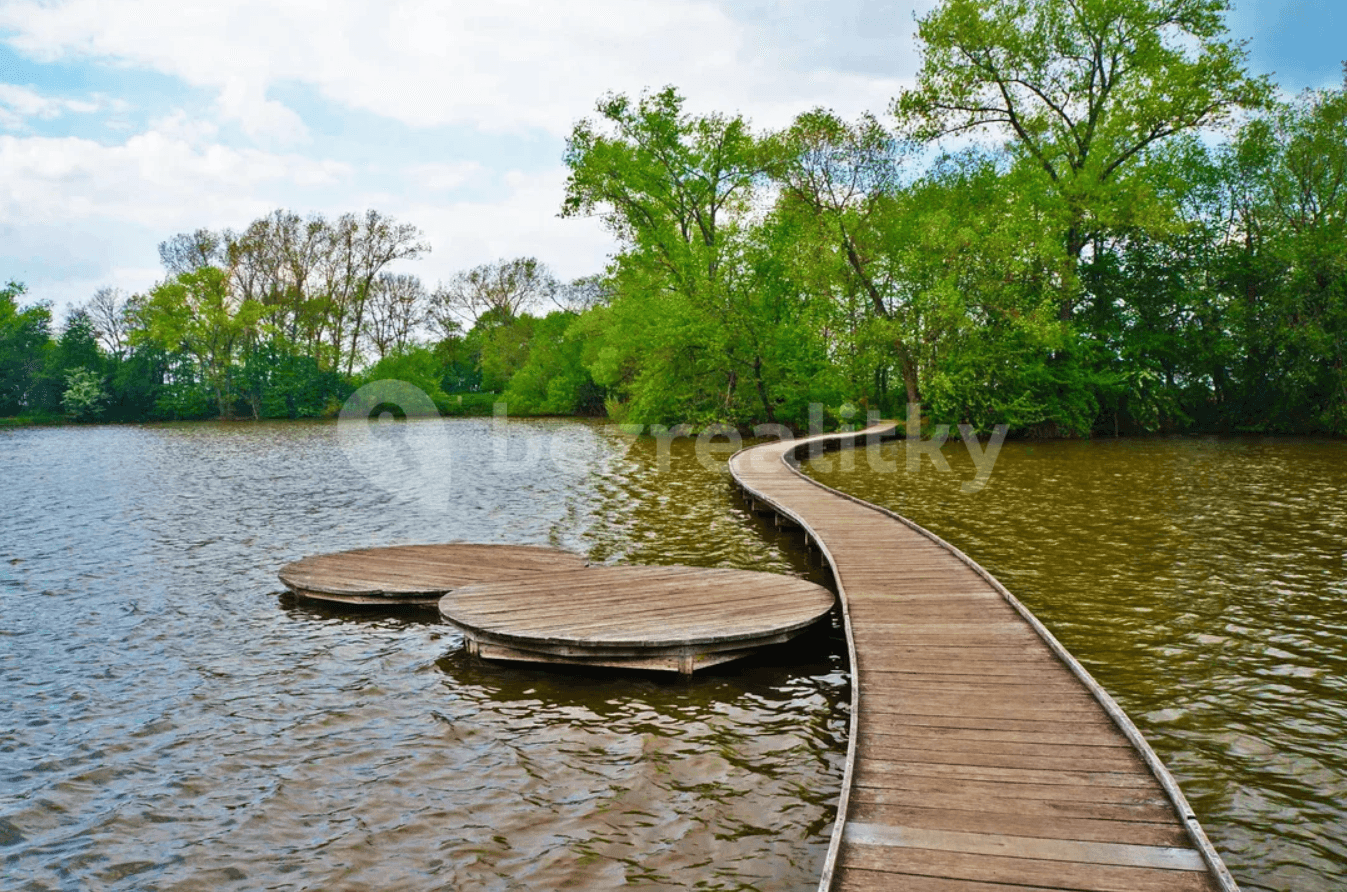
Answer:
top-left (336, 381), bottom-right (1009, 501)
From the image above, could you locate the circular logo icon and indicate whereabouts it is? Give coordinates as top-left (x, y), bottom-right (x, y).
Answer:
top-left (336, 379), bottom-right (451, 512)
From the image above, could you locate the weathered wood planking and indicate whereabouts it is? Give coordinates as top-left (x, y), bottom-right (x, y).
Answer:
top-left (728, 424), bottom-right (1238, 892)
top-left (439, 565), bottom-right (836, 674)
top-left (277, 543), bottom-right (587, 606)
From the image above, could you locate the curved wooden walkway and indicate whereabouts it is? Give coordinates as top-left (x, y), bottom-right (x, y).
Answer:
top-left (728, 423), bottom-right (1238, 892)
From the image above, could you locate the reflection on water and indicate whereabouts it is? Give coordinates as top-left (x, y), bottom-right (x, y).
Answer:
top-left (0, 419), bottom-right (845, 891)
top-left (806, 435), bottom-right (1347, 892)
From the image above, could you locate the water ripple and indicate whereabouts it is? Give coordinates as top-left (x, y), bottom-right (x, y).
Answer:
top-left (1, 420), bottom-right (846, 891)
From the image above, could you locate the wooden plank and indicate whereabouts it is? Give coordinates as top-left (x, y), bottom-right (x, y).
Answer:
top-left (843, 822), bottom-right (1206, 871)
top-left (861, 730), bottom-right (1138, 760)
top-left (858, 759), bottom-right (1157, 789)
top-left (856, 743), bottom-right (1147, 774)
top-left (834, 868), bottom-right (1077, 892)
top-left (861, 712), bottom-right (1119, 734)
top-left (860, 727), bottom-right (1134, 753)
top-left (838, 843), bottom-right (1217, 892)
top-left (849, 784), bottom-right (1179, 825)
top-left (849, 803), bottom-right (1192, 848)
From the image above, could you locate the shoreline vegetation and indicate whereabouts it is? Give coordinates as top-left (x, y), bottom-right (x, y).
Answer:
top-left (5, 0), bottom-right (1345, 439)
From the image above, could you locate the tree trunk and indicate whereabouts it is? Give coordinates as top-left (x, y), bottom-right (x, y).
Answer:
top-left (1061, 223), bottom-right (1087, 321)
top-left (752, 357), bottom-right (776, 424)
top-left (895, 341), bottom-right (920, 405)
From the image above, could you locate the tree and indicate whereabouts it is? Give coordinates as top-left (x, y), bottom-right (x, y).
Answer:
top-left (503, 311), bottom-right (606, 415)
top-left (327, 210), bottom-right (429, 377)
top-left (430, 257), bottom-right (559, 325)
top-left (1210, 82), bottom-right (1347, 431)
top-left (52, 307), bottom-right (103, 374)
top-left (131, 267), bottom-right (263, 418)
top-left (895, 0), bottom-right (1269, 316)
top-left (562, 87), bottom-right (785, 423)
top-left (771, 109), bottom-right (922, 403)
top-left (0, 281), bottom-right (53, 416)
top-left (159, 228), bottom-right (228, 276)
top-left (364, 272), bottom-right (427, 360)
top-left (157, 209), bottom-right (427, 377)
top-left (61, 367), bottom-right (109, 421)
top-left (552, 273), bottom-right (612, 313)
top-left (85, 287), bottom-right (131, 359)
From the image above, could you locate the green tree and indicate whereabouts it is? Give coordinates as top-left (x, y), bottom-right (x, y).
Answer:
top-left (1212, 82), bottom-right (1347, 431)
top-left (106, 339), bottom-right (170, 422)
top-left (131, 267), bottom-right (263, 418)
top-left (771, 109), bottom-right (920, 405)
top-left (502, 311), bottom-right (605, 415)
top-left (359, 346), bottom-right (452, 412)
top-left (61, 367), bottom-right (109, 421)
top-left (895, 0), bottom-right (1269, 318)
top-left (0, 281), bottom-right (53, 416)
top-left (477, 311), bottom-right (537, 394)
top-left (563, 87), bottom-right (792, 424)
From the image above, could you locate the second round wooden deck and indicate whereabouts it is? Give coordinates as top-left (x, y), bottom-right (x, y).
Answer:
top-left (440, 565), bottom-right (837, 674)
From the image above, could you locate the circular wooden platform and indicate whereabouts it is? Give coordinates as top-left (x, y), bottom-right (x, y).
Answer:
top-left (277, 543), bottom-right (588, 606)
top-left (439, 565), bottom-right (836, 674)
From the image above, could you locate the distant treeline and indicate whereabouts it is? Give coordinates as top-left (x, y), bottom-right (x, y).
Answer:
top-left (3, 0), bottom-right (1345, 436)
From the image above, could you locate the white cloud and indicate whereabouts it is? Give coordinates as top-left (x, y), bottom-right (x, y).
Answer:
top-left (383, 166), bottom-right (614, 285)
top-left (0, 125), bottom-right (605, 312)
top-left (0, 83), bottom-right (124, 130)
top-left (0, 0), bottom-right (921, 137)
top-left (215, 79), bottom-right (309, 144)
top-left (405, 160), bottom-right (489, 192)
top-left (0, 130), bottom-right (351, 230)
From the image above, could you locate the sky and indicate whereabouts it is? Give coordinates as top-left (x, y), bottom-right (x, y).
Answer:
top-left (1, 0), bottom-right (1343, 318)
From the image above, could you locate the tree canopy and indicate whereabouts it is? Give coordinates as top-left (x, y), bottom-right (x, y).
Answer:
top-left (6, 1), bottom-right (1344, 437)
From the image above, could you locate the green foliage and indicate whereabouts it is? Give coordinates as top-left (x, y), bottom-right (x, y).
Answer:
top-left (241, 339), bottom-right (351, 418)
top-left (563, 88), bottom-right (773, 425)
top-left (132, 266), bottom-right (262, 418)
top-left (502, 311), bottom-right (604, 415)
top-left (61, 367), bottom-right (109, 421)
top-left (478, 313), bottom-right (537, 394)
top-left (0, 282), bottom-right (54, 416)
top-left (896, 0), bottom-right (1271, 322)
top-left (438, 391), bottom-right (499, 417)
top-left (106, 345), bottom-right (169, 422)
top-left (359, 346), bottom-right (453, 413)
top-left (433, 332), bottom-right (484, 394)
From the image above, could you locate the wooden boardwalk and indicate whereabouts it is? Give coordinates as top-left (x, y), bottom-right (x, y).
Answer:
top-left (440, 565), bottom-right (835, 674)
top-left (728, 423), bottom-right (1238, 892)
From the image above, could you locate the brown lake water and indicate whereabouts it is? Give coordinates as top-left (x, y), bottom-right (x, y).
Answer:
top-left (807, 435), bottom-right (1347, 892)
top-left (0, 418), bottom-right (845, 891)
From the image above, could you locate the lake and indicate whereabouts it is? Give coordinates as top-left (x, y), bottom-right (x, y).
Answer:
top-left (1, 418), bottom-right (845, 891)
top-left (2, 419), bottom-right (1342, 891)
